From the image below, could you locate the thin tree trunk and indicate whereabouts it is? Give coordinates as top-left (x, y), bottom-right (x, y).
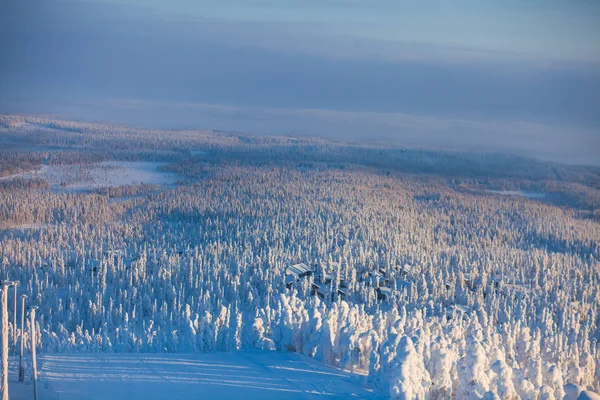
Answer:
top-left (1, 286), bottom-right (9, 400)
top-left (11, 284), bottom-right (17, 355)
top-left (18, 295), bottom-right (26, 383)
top-left (30, 308), bottom-right (38, 400)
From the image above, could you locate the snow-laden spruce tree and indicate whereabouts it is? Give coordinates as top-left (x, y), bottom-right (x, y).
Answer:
top-left (389, 336), bottom-right (431, 400)
top-left (490, 358), bottom-right (518, 400)
top-left (367, 332), bottom-right (381, 387)
top-left (302, 301), bottom-right (322, 357)
top-left (543, 364), bottom-right (565, 400)
top-left (247, 316), bottom-right (275, 350)
top-left (315, 314), bottom-right (335, 365)
top-left (428, 336), bottom-right (456, 400)
top-left (456, 335), bottom-right (492, 399)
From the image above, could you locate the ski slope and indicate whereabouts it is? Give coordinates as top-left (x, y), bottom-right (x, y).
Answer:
top-left (10, 352), bottom-right (378, 400)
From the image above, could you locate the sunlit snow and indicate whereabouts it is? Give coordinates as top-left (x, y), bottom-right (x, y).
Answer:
top-left (9, 352), bottom-right (376, 400)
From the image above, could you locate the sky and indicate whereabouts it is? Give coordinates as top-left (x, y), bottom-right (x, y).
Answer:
top-left (1, 0), bottom-right (599, 164)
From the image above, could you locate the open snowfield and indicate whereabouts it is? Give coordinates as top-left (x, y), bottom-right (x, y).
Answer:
top-left (9, 352), bottom-right (376, 400)
top-left (4, 162), bottom-right (177, 192)
top-left (485, 190), bottom-right (546, 199)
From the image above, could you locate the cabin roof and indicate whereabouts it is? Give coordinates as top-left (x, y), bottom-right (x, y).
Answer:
top-left (286, 263), bottom-right (312, 277)
top-left (377, 287), bottom-right (393, 295)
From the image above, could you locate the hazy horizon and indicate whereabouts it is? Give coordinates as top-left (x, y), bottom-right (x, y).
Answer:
top-left (1, 0), bottom-right (599, 165)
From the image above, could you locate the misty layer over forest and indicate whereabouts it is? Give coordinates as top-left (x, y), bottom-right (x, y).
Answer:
top-left (0, 115), bottom-right (599, 399)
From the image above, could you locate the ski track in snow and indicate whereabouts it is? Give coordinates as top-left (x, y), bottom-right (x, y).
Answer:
top-left (9, 352), bottom-right (379, 400)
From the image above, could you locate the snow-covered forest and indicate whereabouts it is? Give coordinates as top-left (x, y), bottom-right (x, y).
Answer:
top-left (1, 115), bottom-right (599, 399)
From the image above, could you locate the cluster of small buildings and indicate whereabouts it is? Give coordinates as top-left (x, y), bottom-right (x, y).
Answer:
top-left (284, 262), bottom-right (347, 301)
top-left (284, 262), bottom-right (534, 322)
top-left (284, 262), bottom-right (413, 302)
top-left (459, 272), bottom-right (532, 298)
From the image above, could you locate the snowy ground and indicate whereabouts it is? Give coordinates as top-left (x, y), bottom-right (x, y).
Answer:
top-left (4, 162), bottom-right (177, 192)
top-left (485, 189), bottom-right (546, 199)
top-left (44, 162), bottom-right (177, 191)
top-left (9, 352), bottom-right (377, 400)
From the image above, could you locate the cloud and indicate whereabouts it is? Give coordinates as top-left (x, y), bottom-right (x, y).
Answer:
top-left (2, 2), bottom-right (599, 124)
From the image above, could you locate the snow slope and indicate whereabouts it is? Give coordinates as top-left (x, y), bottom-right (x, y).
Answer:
top-left (10, 352), bottom-right (378, 400)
